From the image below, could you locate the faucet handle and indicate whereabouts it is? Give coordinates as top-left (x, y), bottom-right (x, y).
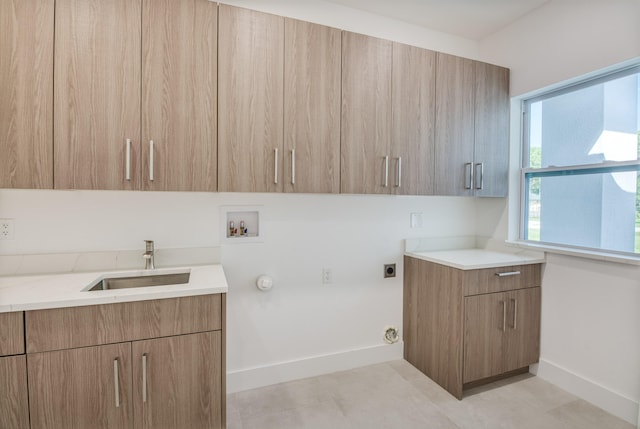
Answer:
top-left (144, 240), bottom-right (154, 251)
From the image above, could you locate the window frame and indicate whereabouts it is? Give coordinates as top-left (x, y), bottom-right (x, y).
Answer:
top-left (519, 65), bottom-right (640, 257)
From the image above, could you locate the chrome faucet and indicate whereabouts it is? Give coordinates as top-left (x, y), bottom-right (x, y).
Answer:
top-left (143, 240), bottom-right (155, 270)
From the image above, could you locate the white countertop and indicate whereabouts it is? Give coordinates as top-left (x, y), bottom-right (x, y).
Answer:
top-left (406, 248), bottom-right (545, 270)
top-left (0, 264), bottom-right (228, 313)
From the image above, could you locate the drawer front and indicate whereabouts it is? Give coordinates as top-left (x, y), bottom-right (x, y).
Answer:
top-left (463, 264), bottom-right (541, 296)
top-left (26, 294), bottom-right (222, 353)
top-left (0, 312), bottom-right (25, 356)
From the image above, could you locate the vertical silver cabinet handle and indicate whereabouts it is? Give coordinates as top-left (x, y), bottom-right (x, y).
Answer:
top-left (125, 139), bottom-right (132, 181)
top-left (142, 353), bottom-right (148, 403)
top-left (114, 358), bottom-right (120, 408)
top-left (291, 149), bottom-right (295, 185)
top-left (384, 156), bottom-right (389, 187)
top-left (149, 141), bottom-right (154, 182)
top-left (475, 163), bottom-right (484, 190)
top-left (274, 148), bottom-right (278, 184)
top-left (512, 298), bottom-right (518, 330)
top-left (465, 162), bottom-right (474, 190)
top-left (502, 301), bottom-right (506, 332)
top-left (396, 157), bottom-right (402, 188)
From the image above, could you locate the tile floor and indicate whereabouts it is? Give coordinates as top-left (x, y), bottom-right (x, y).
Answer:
top-left (227, 360), bottom-right (635, 429)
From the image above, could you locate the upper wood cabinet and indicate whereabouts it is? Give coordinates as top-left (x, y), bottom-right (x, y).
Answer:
top-left (434, 53), bottom-right (510, 197)
top-left (341, 32), bottom-right (392, 194)
top-left (391, 43), bottom-right (436, 195)
top-left (54, 0), bottom-right (142, 190)
top-left (434, 53), bottom-right (476, 196)
top-left (142, 0), bottom-right (217, 192)
top-left (283, 19), bottom-right (341, 194)
top-left (54, 0), bottom-right (216, 191)
top-left (474, 62), bottom-right (510, 197)
top-left (0, 0), bottom-right (54, 189)
top-left (218, 5), bottom-right (284, 193)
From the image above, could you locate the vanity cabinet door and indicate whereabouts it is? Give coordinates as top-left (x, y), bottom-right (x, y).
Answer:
top-left (0, 355), bottom-right (29, 429)
top-left (132, 331), bottom-right (223, 429)
top-left (503, 287), bottom-right (541, 373)
top-left (28, 342), bottom-right (134, 429)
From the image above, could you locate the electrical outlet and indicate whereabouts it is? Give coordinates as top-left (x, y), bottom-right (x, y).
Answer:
top-left (322, 268), bottom-right (332, 284)
top-left (384, 263), bottom-right (396, 278)
top-left (0, 219), bottom-right (14, 240)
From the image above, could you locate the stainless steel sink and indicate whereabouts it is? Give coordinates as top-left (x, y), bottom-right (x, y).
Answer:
top-left (86, 272), bottom-right (190, 291)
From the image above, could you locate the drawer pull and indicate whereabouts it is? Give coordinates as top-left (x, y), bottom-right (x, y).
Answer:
top-left (114, 358), bottom-right (120, 408)
top-left (495, 271), bottom-right (521, 277)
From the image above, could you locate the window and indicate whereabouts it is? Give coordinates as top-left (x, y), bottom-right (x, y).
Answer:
top-left (521, 65), bottom-right (640, 256)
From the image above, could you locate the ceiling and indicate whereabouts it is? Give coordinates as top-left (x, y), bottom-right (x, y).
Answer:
top-left (324, 0), bottom-right (550, 40)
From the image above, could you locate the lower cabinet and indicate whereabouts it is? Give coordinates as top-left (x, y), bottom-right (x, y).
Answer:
top-left (463, 287), bottom-right (541, 383)
top-left (25, 294), bottom-right (225, 429)
top-left (403, 256), bottom-right (541, 399)
top-left (0, 355), bottom-right (30, 429)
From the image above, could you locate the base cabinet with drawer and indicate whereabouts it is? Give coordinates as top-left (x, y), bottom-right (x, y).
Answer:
top-left (25, 294), bottom-right (226, 429)
top-left (0, 312), bottom-right (30, 429)
top-left (403, 256), bottom-right (541, 399)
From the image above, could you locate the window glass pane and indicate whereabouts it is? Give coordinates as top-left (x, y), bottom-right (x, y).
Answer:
top-left (525, 170), bottom-right (640, 254)
top-left (527, 71), bottom-right (640, 168)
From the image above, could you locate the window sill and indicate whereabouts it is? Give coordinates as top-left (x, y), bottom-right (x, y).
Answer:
top-left (505, 240), bottom-right (640, 266)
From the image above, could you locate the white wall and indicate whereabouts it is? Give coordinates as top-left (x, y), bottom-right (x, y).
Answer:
top-left (478, 0), bottom-right (640, 424)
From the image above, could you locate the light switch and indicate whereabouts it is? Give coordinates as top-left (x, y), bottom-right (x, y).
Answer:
top-left (410, 212), bottom-right (423, 228)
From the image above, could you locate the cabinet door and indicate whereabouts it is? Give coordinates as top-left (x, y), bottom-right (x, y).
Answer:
top-left (54, 0), bottom-right (141, 190)
top-left (0, 355), bottom-right (29, 429)
top-left (218, 5), bottom-right (284, 192)
top-left (283, 19), bottom-right (341, 194)
top-left (28, 342), bottom-right (133, 429)
top-left (474, 62), bottom-right (509, 197)
top-left (132, 331), bottom-right (222, 429)
top-left (0, 0), bottom-right (54, 189)
top-left (391, 43), bottom-right (436, 195)
top-left (142, 0), bottom-right (217, 192)
top-left (341, 32), bottom-right (392, 194)
top-left (434, 53), bottom-right (475, 196)
top-left (463, 292), bottom-right (507, 383)
top-left (504, 287), bottom-right (541, 372)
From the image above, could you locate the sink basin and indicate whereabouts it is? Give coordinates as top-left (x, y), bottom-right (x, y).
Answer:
top-left (86, 271), bottom-right (190, 291)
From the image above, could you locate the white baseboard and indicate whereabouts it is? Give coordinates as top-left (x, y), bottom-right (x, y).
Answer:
top-left (532, 359), bottom-right (639, 426)
top-left (227, 342), bottom-right (404, 393)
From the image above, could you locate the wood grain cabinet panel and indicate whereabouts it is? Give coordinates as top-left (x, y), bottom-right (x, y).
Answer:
top-left (404, 256), bottom-right (541, 398)
top-left (218, 5), bottom-right (284, 192)
top-left (0, 311), bottom-right (24, 356)
top-left (474, 62), bottom-right (510, 197)
top-left (434, 53), bottom-right (475, 196)
top-left (142, 0), bottom-right (217, 192)
top-left (341, 31), bottom-right (392, 194)
top-left (132, 331), bottom-right (222, 429)
top-left (28, 342), bottom-right (134, 429)
top-left (391, 43), bottom-right (436, 195)
top-left (54, 0), bottom-right (142, 190)
top-left (0, 355), bottom-right (30, 429)
top-left (0, 0), bottom-right (54, 189)
top-left (283, 18), bottom-right (341, 194)
top-left (26, 294), bottom-right (221, 353)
